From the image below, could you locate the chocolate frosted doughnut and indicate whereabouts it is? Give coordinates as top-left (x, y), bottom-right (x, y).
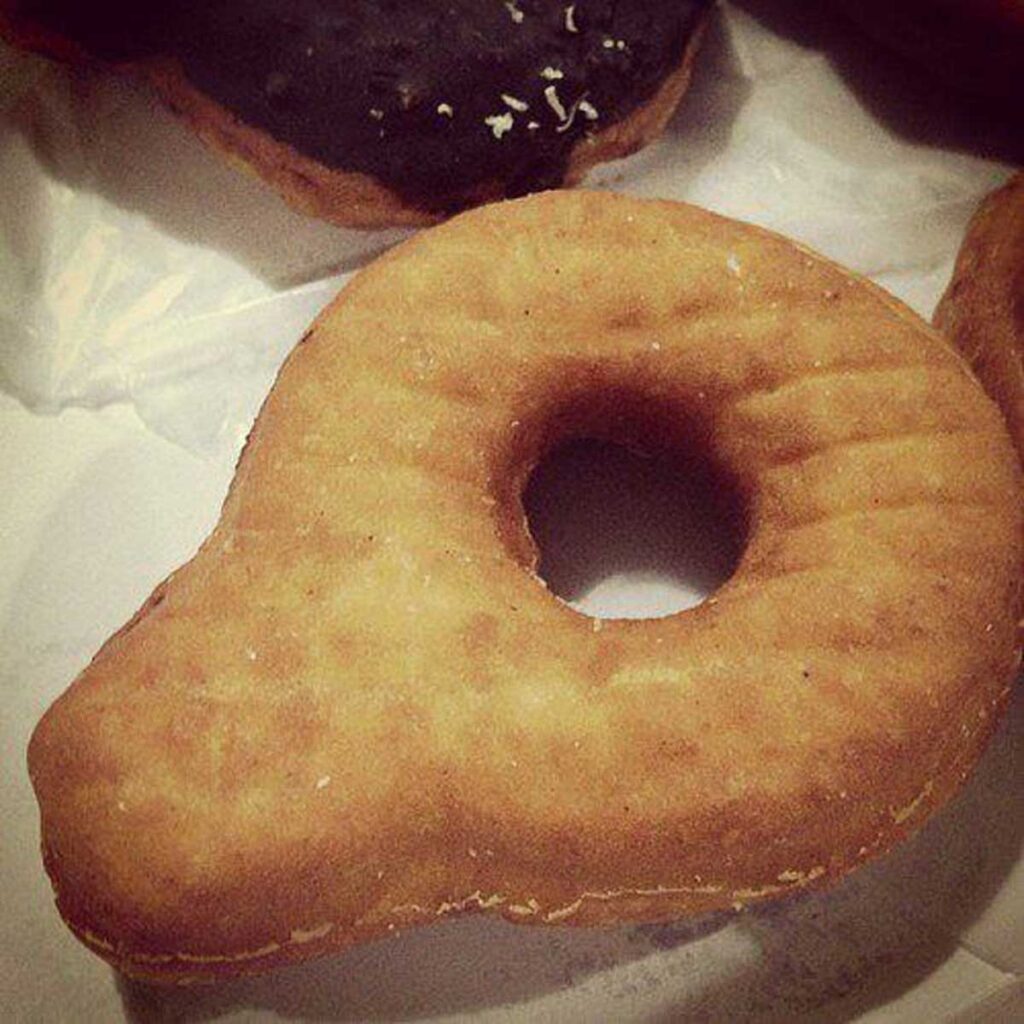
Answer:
top-left (2, 1), bottom-right (712, 226)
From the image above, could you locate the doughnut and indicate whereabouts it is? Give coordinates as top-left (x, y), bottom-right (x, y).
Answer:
top-left (0, 1), bottom-right (712, 227)
top-left (28, 192), bottom-right (1023, 982)
top-left (826, 0), bottom-right (1024, 103)
top-left (934, 172), bottom-right (1024, 462)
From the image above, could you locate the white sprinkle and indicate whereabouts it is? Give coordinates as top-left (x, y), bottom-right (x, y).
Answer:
top-left (316, 775), bottom-right (331, 790)
top-left (726, 253), bottom-right (742, 275)
top-left (540, 65), bottom-right (564, 81)
top-left (468, 847), bottom-right (478, 858)
top-left (305, 45), bottom-right (314, 57)
top-left (591, 618), bottom-right (603, 632)
top-left (578, 99), bottom-right (598, 121)
top-left (527, 121), bottom-right (540, 130)
top-left (554, 93), bottom-right (589, 134)
top-left (437, 102), bottom-right (453, 117)
top-left (485, 112), bottom-right (515, 139)
top-left (117, 800), bottom-right (127, 812)
top-left (650, 341), bottom-right (661, 351)
top-left (504, 0), bottom-right (524, 23)
top-left (603, 37), bottom-right (615, 49)
top-left (369, 108), bottom-right (384, 120)
top-left (565, 4), bottom-right (578, 32)
top-left (501, 93), bottom-right (529, 112)
top-left (543, 84), bottom-right (567, 121)
top-left (246, 647), bottom-right (257, 661)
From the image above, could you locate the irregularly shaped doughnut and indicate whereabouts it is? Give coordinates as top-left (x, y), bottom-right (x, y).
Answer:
top-left (28, 192), bottom-right (1023, 982)
top-left (935, 171), bottom-right (1024, 462)
top-left (0, 1), bottom-right (711, 227)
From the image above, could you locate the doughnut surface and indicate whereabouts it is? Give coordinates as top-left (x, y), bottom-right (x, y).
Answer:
top-left (935, 171), bottom-right (1024, 461)
top-left (28, 192), bottom-right (1023, 982)
top-left (1, 1), bottom-right (710, 225)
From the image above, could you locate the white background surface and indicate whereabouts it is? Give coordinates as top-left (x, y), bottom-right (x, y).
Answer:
top-left (1, 1), bottom-right (1022, 1020)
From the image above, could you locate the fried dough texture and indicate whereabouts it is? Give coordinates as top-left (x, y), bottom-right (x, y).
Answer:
top-left (29, 192), bottom-right (1023, 982)
top-left (935, 171), bottom-right (1024, 462)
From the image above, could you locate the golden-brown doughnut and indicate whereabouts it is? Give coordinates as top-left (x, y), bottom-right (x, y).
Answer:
top-left (28, 192), bottom-right (1023, 982)
top-left (0, 1), bottom-right (711, 228)
top-left (934, 171), bottom-right (1024, 462)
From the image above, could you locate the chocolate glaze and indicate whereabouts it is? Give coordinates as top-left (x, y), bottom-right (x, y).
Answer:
top-left (20, 1), bottom-right (709, 213)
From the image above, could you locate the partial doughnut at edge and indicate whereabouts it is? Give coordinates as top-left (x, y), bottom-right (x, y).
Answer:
top-left (935, 171), bottom-right (1024, 464)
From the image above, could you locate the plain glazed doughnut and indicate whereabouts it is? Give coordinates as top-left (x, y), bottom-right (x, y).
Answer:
top-left (28, 192), bottom-right (1023, 982)
top-left (0, 1), bottom-right (711, 227)
top-left (934, 171), bottom-right (1024, 462)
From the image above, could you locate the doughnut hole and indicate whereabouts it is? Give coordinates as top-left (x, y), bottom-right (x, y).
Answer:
top-left (503, 384), bottom-right (749, 619)
top-left (522, 438), bottom-right (745, 618)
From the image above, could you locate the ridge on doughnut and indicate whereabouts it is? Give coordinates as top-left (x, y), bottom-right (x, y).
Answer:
top-left (27, 191), bottom-right (1023, 983)
top-left (0, 1), bottom-right (712, 227)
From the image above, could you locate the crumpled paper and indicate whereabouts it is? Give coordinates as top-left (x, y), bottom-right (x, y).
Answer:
top-left (0, 4), bottom-right (1015, 459)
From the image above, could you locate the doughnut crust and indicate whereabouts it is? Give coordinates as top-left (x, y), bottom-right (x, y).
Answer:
top-left (934, 172), bottom-right (1024, 461)
top-left (0, 1), bottom-right (711, 227)
top-left (28, 192), bottom-right (1023, 982)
